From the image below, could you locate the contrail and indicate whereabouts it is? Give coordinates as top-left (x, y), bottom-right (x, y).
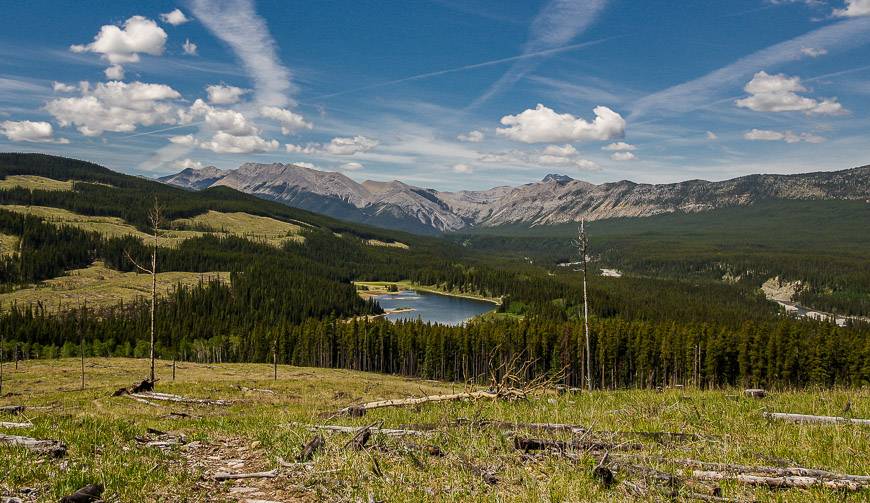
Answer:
top-left (122, 121), bottom-right (204, 139)
top-left (311, 37), bottom-right (616, 100)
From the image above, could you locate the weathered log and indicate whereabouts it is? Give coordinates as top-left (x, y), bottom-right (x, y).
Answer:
top-left (335, 390), bottom-right (501, 416)
top-left (693, 470), bottom-right (863, 491)
top-left (513, 436), bottom-right (642, 452)
top-left (297, 434), bottom-right (324, 462)
top-left (593, 454), bottom-right (615, 488)
top-left (213, 469), bottom-right (279, 481)
top-left (0, 433), bottom-right (67, 457)
top-left (744, 389), bottom-right (767, 398)
top-left (311, 424), bottom-right (431, 437)
top-left (0, 421), bottom-right (33, 428)
top-left (125, 394), bottom-right (162, 407)
top-left (59, 483), bottom-right (103, 503)
top-left (0, 405), bottom-right (24, 415)
top-left (763, 412), bottom-right (870, 426)
top-left (345, 422), bottom-right (377, 450)
top-left (130, 392), bottom-right (230, 406)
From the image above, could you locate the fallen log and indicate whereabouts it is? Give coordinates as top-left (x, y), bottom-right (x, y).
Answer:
top-left (124, 394), bottom-right (162, 407)
top-left (0, 405), bottom-right (24, 415)
top-left (297, 434), bottom-right (324, 462)
top-left (345, 422), bottom-right (378, 450)
top-left (763, 412), bottom-right (870, 426)
top-left (235, 385), bottom-right (275, 394)
top-left (335, 390), bottom-right (504, 416)
top-left (0, 421), bottom-right (33, 429)
top-left (744, 389), bottom-right (767, 398)
top-left (130, 392), bottom-right (231, 406)
top-left (213, 469), bottom-right (279, 481)
top-left (0, 433), bottom-right (67, 457)
top-left (693, 470), bottom-right (863, 491)
top-left (59, 483), bottom-right (103, 503)
top-left (513, 436), bottom-right (642, 452)
top-left (310, 424), bottom-right (431, 437)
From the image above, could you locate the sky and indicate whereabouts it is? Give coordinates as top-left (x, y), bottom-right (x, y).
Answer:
top-left (0, 0), bottom-right (869, 191)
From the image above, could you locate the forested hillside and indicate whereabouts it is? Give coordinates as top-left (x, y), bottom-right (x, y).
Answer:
top-left (1, 153), bottom-right (868, 388)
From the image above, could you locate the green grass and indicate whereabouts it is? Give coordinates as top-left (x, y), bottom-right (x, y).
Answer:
top-left (171, 210), bottom-right (305, 248)
top-left (0, 261), bottom-right (229, 313)
top-left (0, 175), bottom-right (74, 192)
top-left (1, 358), bottom-right (868, 502)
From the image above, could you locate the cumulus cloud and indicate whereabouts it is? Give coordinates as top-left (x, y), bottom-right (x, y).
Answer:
top-left (206, 84), bottom-right (247, 105)
top-left (174, 158), bottom-right (204, 170)
top-left (198, 131), bottom-right (278, 154)
top-left (1, 120), bottom-right (69, 143)
top-left (169, 134), bottom-right (196, 145)
top-left (70, 16), bottom-right (167, 77)
top-left (496, 104), bottom-right (625, 143)
top-left (706, 131), bottom-right (718, 140)
top-left (105, 65), bottom-right (125, 80)
top-left (610, 151), bottom-right (636, 161)
top-left (160, 9), bottom-right (190, 25)
top-left (183, 39), bottom-right (198, 56)
top-left (801, 47), bottom-right (828, 57)
top-left (735, 71), bottom-right (847, 115)
top-left (52, 82), bottom-right (76, 93)
top-left (286, 135), bottom-right (379, 155)
top-left (341, 162), bottom-right (364, 171)
top-left (602, 141), bottom-right (635, 151)
top-left (452, 163), bottom-right (473, 174)
top-left (833, 0), bottom-right (870, 17)
top-left (542, 144), bottom-right (578, 156)
top-left (479, 147), bottom-right (599, 171)
top-left (259, 106), bottom-right (312, 134)
top-left (46, 80), bottom-right (181, 136)
top-left (293, 162), bottom-right (317, 170)
top-left (457, 130), bottom-right (484, 142)
top-left (743, 128), bottom-right (826, 143)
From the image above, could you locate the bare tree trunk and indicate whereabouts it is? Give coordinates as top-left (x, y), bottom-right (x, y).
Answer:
top-left (0, 329), bottom-right (4, 395)
top-left (150, 240), bottom-right (156, 384)
top-left (579, 220), bottom-right (592, 391)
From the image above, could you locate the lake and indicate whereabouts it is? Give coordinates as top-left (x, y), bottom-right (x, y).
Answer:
top-left (374, 289), bottom-right (497, 326)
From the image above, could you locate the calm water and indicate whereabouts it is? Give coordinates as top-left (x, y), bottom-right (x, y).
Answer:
top-left (374, 290), bottom-right (496, 326)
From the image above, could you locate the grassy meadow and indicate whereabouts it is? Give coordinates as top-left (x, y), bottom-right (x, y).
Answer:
top-left (1, 358), bottom-right (868, 502)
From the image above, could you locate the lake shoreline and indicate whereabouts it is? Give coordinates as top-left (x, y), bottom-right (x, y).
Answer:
top-left (354, 280), bottom-right (502, 305)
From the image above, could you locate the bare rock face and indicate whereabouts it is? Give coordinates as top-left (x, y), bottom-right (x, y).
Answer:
top-left (158, 163), bottom-right (870, 234)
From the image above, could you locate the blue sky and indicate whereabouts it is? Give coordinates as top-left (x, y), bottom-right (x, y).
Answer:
top-left (1, 0), bottom-right (868, 190)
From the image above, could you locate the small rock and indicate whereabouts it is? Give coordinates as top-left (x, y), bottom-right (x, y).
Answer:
top-left (250, 440), bottom-right (261, 449)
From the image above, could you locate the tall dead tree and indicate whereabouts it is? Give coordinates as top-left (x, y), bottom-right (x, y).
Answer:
top-left (578, 219), bottom-right (592, 391)
top-left (125, 197), bottom-right (162, 385)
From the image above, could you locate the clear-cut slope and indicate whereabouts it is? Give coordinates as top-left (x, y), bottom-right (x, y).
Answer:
top-left (159, 163), bottom-right (870, 234)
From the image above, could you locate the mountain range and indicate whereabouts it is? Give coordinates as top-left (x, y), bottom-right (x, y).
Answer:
top-left (160, 163), bottom-right (870, 234)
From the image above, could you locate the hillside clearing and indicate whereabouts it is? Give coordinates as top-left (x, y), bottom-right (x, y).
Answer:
top-left (0, 232), bottom-right (18, 256)
top-left (0, 261), bottom-right (229, 313)
top-left (365, 238), bottom-right (409, 249)
top-left (355, 280), bottom-right (501, 304)
top-left (0, 358), bottom-right (868, 502)
top-left (171, 210), bottom-right (304, 247)
top-left (0, 175), bottom-right (74, 192)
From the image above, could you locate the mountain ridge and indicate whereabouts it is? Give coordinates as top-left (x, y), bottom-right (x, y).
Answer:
top-left (159, 163), bottom-right (870, 234)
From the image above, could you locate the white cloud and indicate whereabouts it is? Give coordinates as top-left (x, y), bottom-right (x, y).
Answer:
top-left (602, 141), bottom-right (636, 151)
top-left (52, 82), bottom-right (76, 93)
top-left (161, 9), bottom-right (191, 25)
top-left (479, 147), bottom-right (599, 171)
top-left (206, 84), bottom-right (247, 105)
top-left (457, 130), bottom-right (484, 142)
top-left (286, 135), bottom-right (379, 155)
top-left (341, 162), bottom-right (364, 171)
top-left (198, 131), bottom-right (278, 154)
top-left (610, 151), bottom-right (636, 161)
top-left (452, 163), bottom-right (473, 174)
top-left (169, 134), bottom-right (196, 145)
top-left (183, 39), bottom-right (198, 56)
top-left (174, 158), bottom-right (204, 170)
top-left (800, 47), bottom-right (827, 57)
top-left (46, 81), bottom-right (182, 136)
top-left (105, 65), bottom-right (125, 80)
top-left (70, 16), bottom-right (167, 78)
top-left (259, 106), bottom-right (312, 134)
top-left (293, 162), bottom-right (317, 169)
top-left (186, 99), bottom-right (258, 136)
top-left (542, 144), bottom-right (578, 156)
top-left (190, 0), bottom-right (293, 107)
top-left (1, 120), bottom-right (69, 143)
top-left (706, 131), bottom-right (718, 140)
top-left (833, 0), bottom-right (870, 17)
top-left (743, 128), bottom-right (826, 143)
top-left (735, 71), bottom-right (846, 115)
top-left (496, 104), bottom-right (625, 143)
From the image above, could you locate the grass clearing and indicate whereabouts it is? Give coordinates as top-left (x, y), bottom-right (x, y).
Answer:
top-left (365, 239), bottom-right (409, 250)
top-left (0, 232), bottom-right (19, 256)
top-left (0, 175), bottom-right (74, 192)
top-left (0, 261), bottom-right (229, 313)
top-left (171, 210), bottom-right (305, 247)
top-left (355, 280), bottom-right (501, 304)
top-left (0, 358), bottom-right (867, 501)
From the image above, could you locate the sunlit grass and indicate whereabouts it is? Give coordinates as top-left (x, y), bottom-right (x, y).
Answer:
top-left (0, 175), bottom-right (74, 192)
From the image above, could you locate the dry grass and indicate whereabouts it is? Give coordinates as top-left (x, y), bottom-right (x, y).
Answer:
top-left (0, 261), bottom-right (229, 313)
top-left (365, 239), bottom-right (409, 250)
top-left (171, 210), bottom-right (305, 247)
top-left (0, 175), bottom-right (74, 192)
top-left (0, 358), bottom-right (868, 502)
top-left (0, 233), bottom-right (19, 257)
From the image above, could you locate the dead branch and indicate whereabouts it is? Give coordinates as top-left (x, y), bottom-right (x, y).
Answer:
top-left (60, 483), bottom-right (103, 503)
top-left (0, 432), bottom-right (67, 457)
top-left (124, 394), bottom-right (162, 407)
top-left (344, 421), bottom-right (380, 450)
top-left (297, 434), bottom-right (324, 462)
top-left (0, 421), bottom-right (33, 428)
top-left (0, 405), bottom-right (24, 415)
top-left (513, 436), bottom-right (643, 452)
top-left (310, 424), bottom-right (431, 437)
top-left (213, 469), bottom-right (279, 481)
top-left (692, 470), bottom-right (863, 491)
top-left (335, 390), bottom-right (505, 417)
top-left (130, 392), bottom-right (230, 406)
top-left (744, 389), bottom-right (767, 398)
top-left (763, 412), bottom-right (870, 426)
